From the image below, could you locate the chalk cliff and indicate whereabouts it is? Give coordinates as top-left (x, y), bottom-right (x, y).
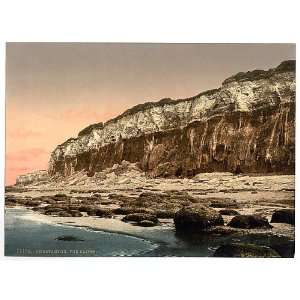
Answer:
top-left (16, 170), bottom-right (49, 186)
top-left (48, 60), bottom-right (296, 178)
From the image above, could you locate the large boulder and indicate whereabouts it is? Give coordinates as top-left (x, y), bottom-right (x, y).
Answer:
top-left (227, 215), bottom-right (272, 229)
top-left (213, 243), bottom-right (280, 257)
top-left (174, 205), bottom-right (224, 233)
top-left (271, 209), bottom-right (295, 225)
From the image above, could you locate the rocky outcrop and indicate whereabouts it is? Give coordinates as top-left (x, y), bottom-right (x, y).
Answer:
top-left (213, 243), bottom-right (280, 257)
top-left (16, 170), bottom-right (49, 186)
top-left (48, 60), bottom-right (295, 178)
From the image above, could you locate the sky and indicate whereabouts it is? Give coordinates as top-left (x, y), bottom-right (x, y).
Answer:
top-left (5, 43), bottom-right (295, 185)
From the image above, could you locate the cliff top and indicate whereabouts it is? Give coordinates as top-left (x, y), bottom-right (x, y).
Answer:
top-left (222, 60), bottom-right (295, 85)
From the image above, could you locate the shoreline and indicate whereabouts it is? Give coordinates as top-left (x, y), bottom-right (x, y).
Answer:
top-left (7, 206), bottom-right (179, 248)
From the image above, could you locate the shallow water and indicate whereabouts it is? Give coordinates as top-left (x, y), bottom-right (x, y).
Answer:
top-left (5, 208), bottom-right (157, 257)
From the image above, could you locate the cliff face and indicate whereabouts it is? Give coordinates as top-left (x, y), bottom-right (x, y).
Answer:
top-left (16, 170), bottom-right (49, 186)
top-left (48, 60), bottom-right (296, 178)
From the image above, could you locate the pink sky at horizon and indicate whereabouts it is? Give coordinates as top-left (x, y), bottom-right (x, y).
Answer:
top-left (5, 43), bottom-right (295, 185)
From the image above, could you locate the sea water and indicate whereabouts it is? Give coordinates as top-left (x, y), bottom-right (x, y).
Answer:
top-left (5, 208), bottom-right (158, 257)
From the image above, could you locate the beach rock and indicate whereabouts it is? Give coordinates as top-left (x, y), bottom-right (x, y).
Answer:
top-left (108, 193), bottom-right (120, 199)
top-left (32, 207), bottom-right (46, 214)
top-left (44, 206), bottom-right (64, 215)
top-left (111, 207), bottom-right (132, 215)
top-left (5, 201), bottom-right (17, 207)
top-left (213, 243), bottom-right (280, 257)
top-left (155, 209), bottom-right (175, 219)
top-left (219, 209), bottom-right (240, 216)
top-left (5, 196), bottom-right (17, 203)
top-left (55, 235), bottom-right (84, 241)
top-left (270, 241), bottom-right (295, 258)
top-left (58, 211), bottom-right (73, 217)
top-left (54, 193), bottom-right (68, 198)
top-left (122, 213), bottom-right (158, 224)
top-left (138, 220), bottom-right (157, 227)
top-left (52, 197), bottom-right (69, 203)
top-left (24, 200), bottom-right (42, 207)
top-left (43, 197), bottom-right (57, 204)
top-left (174, 205), bottom-right (224, 233)
top-left (16, 198), bottom-right (31, 205)
top-left (86, 208), bottom-right (112, 218)
top-left (108, 194), bottom-right (135, 202)
top-left (94, 208), bottom-right (112, 218)
top-left (5, 196), bottom-right (18, 206)
top-left (78, 205), bottom-right (94, 212)
top-left (210, 199), bottom-right (240, 209)
top-left (69, 210), bottom-right (83, 217)
top-left (207, 226), bottom-right (238, 235)
top-left (227, 215), bottom-right (272, 229)
top-left (100, 200), bottom-right (114, 205)
top-left (166, 190), bottom-right (196, 202)
top-left (113, 207), bottom-right (155, 215)
top-left (92, 193), bottom-right (102, 198)
top-left (118, 178), bottom-right (131, 184)
top-left (271, 209), bottom-right (295, 225)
